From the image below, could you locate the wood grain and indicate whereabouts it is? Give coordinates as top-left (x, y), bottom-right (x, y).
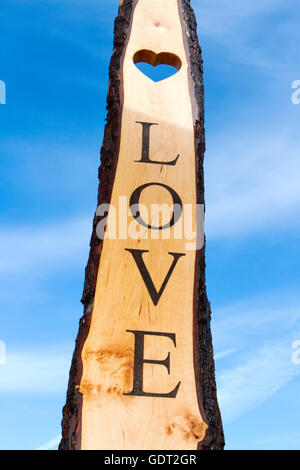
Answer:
top-left (60, 0), bottom-right (224, 451)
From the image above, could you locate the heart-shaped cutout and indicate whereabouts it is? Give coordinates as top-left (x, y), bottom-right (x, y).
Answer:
top-left (133, 49), bottom-right (181, 82)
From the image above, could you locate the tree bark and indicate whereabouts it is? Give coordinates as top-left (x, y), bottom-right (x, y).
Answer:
top-left (59, 0), bottom-right (224, 450)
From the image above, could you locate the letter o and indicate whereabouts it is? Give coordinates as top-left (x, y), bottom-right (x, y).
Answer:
top-left (129, 182), bottom-right (182, 230)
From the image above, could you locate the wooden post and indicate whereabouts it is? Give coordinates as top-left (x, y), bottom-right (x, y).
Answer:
top-left (60, 0), bottom-right (224, 450)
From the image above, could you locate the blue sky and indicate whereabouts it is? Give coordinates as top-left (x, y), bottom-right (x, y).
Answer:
top-left (0, 0), bottom-right (300, 450)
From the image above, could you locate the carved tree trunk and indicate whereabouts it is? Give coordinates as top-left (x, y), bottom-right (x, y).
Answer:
top-left (59, 0), bottom-right (224, 450)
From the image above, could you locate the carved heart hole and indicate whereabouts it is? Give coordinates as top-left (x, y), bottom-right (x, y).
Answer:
top-left (133, 50), bottom-right (181, 82)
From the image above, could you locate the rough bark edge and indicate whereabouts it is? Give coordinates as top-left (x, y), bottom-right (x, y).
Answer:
top-left (59, 0), bottom-right (136, 450)
top-left (59, 0), bottom-right (224, 451)
top-left (179, 0), bottom-right (225, 450)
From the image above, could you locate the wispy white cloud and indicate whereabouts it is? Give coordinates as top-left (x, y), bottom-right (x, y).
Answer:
top-left (218, 341), bottom-right (300, 422)
top-left (0, 346), bottom-right (72, 394)
top-left (215, 348), bottom-right (237, 361)
top-left (1, 137), bottom-right (100, 196)
top-left (195, 0), bottom-right (287, 36)
top-left (260, 434), bottom-right (300, 447)
top-left (213, 289), bottom-right (300, 350)
top-left (36, 435), bottom-right (61, 451)
top-left (0, 216), bottom-right (90, 274)
top-left (205, 123), bottom-right (300, 239)
top-left (195, 0), bottom-right (300, 72)
top-left (213, 289), bottom-right (300, 421)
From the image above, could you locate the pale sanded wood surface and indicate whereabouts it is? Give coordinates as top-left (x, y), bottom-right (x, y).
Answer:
top-left (79, 0), bottom-right (208, 450)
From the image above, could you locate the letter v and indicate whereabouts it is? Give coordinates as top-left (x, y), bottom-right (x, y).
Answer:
top-left (125, 249), bottom-right (185, 306)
